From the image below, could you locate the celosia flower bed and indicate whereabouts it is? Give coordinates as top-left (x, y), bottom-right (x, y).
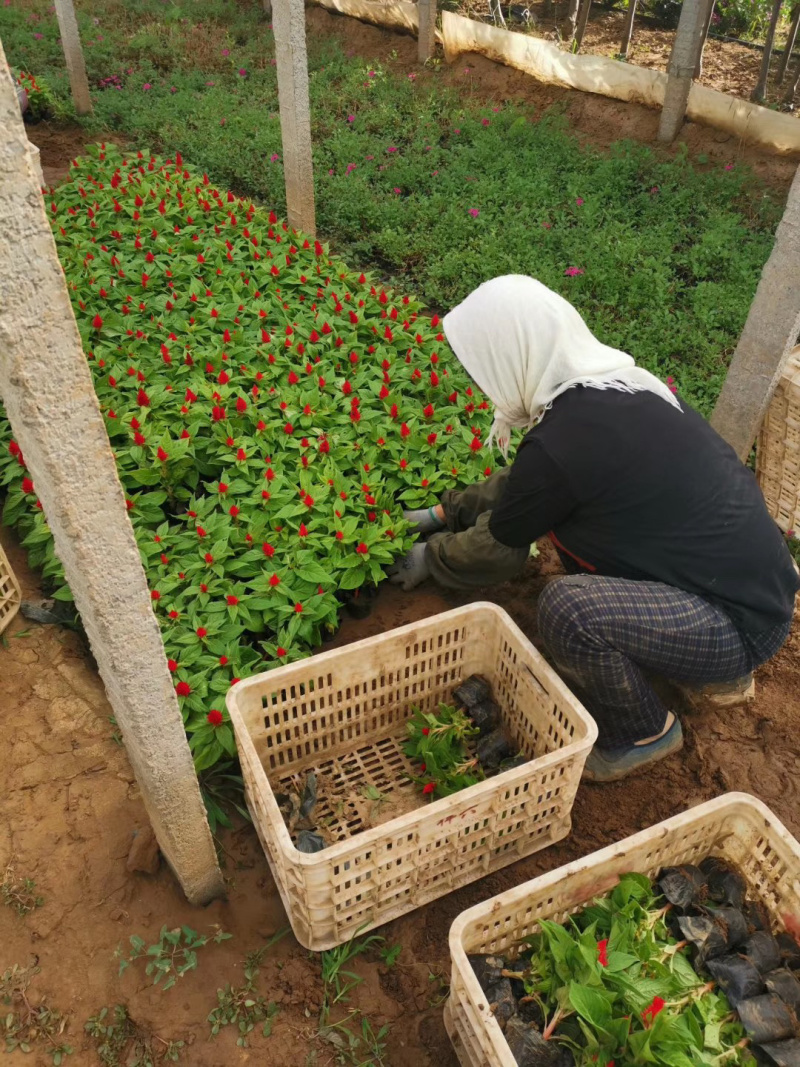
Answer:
top-left (0, 144), bottom-right (495, 773)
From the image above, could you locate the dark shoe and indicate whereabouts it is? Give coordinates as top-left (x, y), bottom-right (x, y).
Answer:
top-left (583, 718), bottom-right (684, 783)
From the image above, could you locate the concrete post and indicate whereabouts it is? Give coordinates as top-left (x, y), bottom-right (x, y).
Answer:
top-left (658, 0), bottom-right (713, 143)
top-left (710, 165), bottom-right (800, 460)
top-left (619, 0), bottom-right (639, 59)
top-left (0, 49), bottom-right (224, 905)
top-left (752, 0), bottom-right (784, 102)
top-left (778, 4), bottom-right (800, 84)
top-left (575, 0), bottom-right (593, 50)
top-left (53, 0), bottom-right (92, 116)
top-left (272, 0), bottom-right (316, 235)
top-left (418, 0), bottom-right (438, 62)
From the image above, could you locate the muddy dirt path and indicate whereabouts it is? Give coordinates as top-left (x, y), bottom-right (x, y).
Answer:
top-left (2, 524), bottom-right (798, 1066)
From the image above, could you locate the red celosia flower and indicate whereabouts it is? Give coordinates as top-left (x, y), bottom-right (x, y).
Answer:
top-left (597, 939), bottom-right (609, 967)
top-left (642, 997), bottom-right (665, 1028)
top-left (157, 446), bottom-right (168, 461)
top-left (212, 406), bottom-right (226, 422)
top-left (219, 655), bottom-right (229, 666)
top-left (207, 709), bottom-right (223, 726)
top-left (276, 646), bottom-right (287, 657)
top-left (169, 610), bottom-right (179, 620)
top-left (294, 602), bottom-right (303, 613)
top-left (335, 531), bottom-right (344, 541)
top-left (175, 681), bottom-right (191, 696)
top-left (356, 542), bottom-right (368, 554)
top-left (197, 626), bottom-right (208, 638)
top-left (284, 423), bottom-right (293, 435)
top-left (218, 482), bottom-right (228, 493)
top-left (422, 782), bottom-right (436, 795)
top-left (298, 523), bottom-right (308, 537)
top-left (151, 590), bottom-right (160, 601)
top-left (168, 658), bottom-right (178, 672)
top-left (137, 388), bottom-right (150, 407)
top-left (236, 396), bottom-right (247, 413)
top-left (269, 574), bottom-right (280, 586)
top-left (229, 505), bottom-right (240, 517)
top-left (227, 594), bottom-right (239, 606)
top-left (470, 437), bottom-right (482, 452)
top-left (422, 728), bottom-right (430, 736)
top-left (21, 477), bottom-right (34, 494)
top-left (92, 313), bottom-right (103, 329)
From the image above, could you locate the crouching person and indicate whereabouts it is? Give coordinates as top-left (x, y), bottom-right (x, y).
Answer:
top-left (389, 276), bottom-right (798, 782)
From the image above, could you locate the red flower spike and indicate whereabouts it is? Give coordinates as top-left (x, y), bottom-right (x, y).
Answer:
top-left (207, 709), bottom-right (223, 726)
top-left (227, 595), bottom-right (239, 606)
top-left (269, 574), bottom-right (281, 587)
top-left (597, 939), bottom-right (609, 967)
top-left (422, 782), bottom-right (436, 795)
top-left (642, 997), bottom-right (665, 1028)
top-left (175, 681), bottom-right (191, 697)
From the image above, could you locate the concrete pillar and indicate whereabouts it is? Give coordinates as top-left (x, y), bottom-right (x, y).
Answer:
top-left (658, 0), bottom-right (713, 143)
top-left (272, 0), bottom-right (315, 235)
top-left (752, 0), bottom-right (784, 102)
top-left (711, 165), bottom-right (800, 460)
top-left (0, 45), bottom-right (224, 905)
top-left (53, 0), bottom-right (92, 116)
top-left (619, 0), bottom-right (639, 60)
top-left (418, 0), bottom-right (438, 62)
top-left (574, 0), bottom-right (593, 50)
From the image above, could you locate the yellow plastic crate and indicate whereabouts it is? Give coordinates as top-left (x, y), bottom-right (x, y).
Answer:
top-left (757, 345), bottom-right (800, 533)
top-left (226, 602), bottom-right (596, 951)
top-left (445, 792), bottom-right (800, 1067)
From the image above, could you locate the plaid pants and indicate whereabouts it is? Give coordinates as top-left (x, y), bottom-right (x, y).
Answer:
top-left (538, 575), bottom-right (790, 748)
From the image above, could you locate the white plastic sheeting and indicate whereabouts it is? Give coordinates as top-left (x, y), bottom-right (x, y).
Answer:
top-left (307, 0), bottom-right (800, 154)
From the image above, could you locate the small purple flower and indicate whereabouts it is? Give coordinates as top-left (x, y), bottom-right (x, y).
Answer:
top-left (33, 31), bottom-right (43, 39)
top-left (205, 80), bottom-right (215, 86)
top-left (346, 163), bottom-right (357, 174)
top-left (408, 72), bottom-right (417, 80)
top-left (142, 82), bottom-right (151, 90)
top-left (724, 162), bottom-right (734, 170)
top-left (454, 128), bottom-right (461, 134)
top-left (328, 168), bottom-right (335, 175)
top-left (387, 145), bottom-right (398, 153)
top-left (368, 70), bottom-right (376, 77)
top-left (393, 187), bottom-right (401, 194)
top-left (347, 114), bottom-right (355, 122)
top-left (170, 85), bottom-right (177, 93)
top-left (576, 197), bottom-right (584, 206)
top-left (222, 48), bottom-right (230, 56)
top-left (468, 208), bottom-right (480, 218)
top-left (564, 267), bottom-right (585, 277)
top-left (238, 67), bottom-right (247, 77)
top-left (482, 118), bottom-right (490, 126)
top-left (365, 154), bottom-right (374, 161)
top-left (271, 153), bottom-right (280, 162)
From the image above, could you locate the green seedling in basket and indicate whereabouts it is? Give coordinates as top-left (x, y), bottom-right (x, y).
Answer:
top-left (502, 873), bottom-right (754, 1067)
top-left (404, 704), bottom-right (484, 799)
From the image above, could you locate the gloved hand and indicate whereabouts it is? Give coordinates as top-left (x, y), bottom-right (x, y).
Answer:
top-left (403, 506), bottom-right (446, 536)
top-left (387, 543), bottom-right (431, 591)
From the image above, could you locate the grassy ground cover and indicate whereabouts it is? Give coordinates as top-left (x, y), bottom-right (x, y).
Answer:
top-left (2, 0), bottom-right (783, 415)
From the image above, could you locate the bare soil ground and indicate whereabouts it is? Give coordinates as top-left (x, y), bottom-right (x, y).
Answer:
top-left (3, 523), bottom-right (800, 1066)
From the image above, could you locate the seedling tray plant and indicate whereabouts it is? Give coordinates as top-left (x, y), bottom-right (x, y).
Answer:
top-left (226, 602), bottom-right (596, 950)
top-left (445, 794), bottom-right (800, 1067)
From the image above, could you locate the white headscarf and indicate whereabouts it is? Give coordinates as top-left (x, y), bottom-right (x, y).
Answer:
top-left (443, 275), bottom-right (681, 456)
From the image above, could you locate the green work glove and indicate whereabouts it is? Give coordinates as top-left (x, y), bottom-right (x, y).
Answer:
top-left (387, 543), bottom-right (431, 591)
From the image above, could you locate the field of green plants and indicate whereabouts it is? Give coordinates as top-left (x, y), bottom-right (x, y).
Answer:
top-left (3, 0), bottom-right (784, 419)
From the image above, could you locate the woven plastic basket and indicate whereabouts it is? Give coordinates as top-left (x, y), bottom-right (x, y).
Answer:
top-left (445, 792), bottom-right (800, 1067)
top-left (226, 602), bottom-right (597, 951)
top-left (757, 345), bottom-right (800, 533)
top-left (0, 540), bottom-right (21, 635)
